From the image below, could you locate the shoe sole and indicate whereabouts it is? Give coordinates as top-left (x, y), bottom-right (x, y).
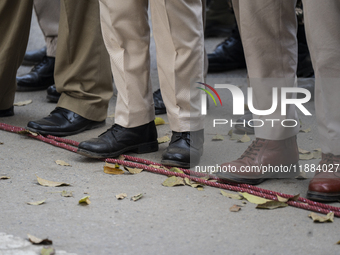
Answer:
top-left (161, 159), bottom-right (191, 169)
top-left (77, 141), bottom-right (159, 159)
top-left (306, 191), bottom-right (340, 202)
top-left (216, 163), bottom-right (300, 185)
top-left (26, 120), bottom-right (106, 137)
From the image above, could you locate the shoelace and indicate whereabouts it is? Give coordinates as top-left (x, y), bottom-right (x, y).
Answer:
top-left (171, 132), bottom-right (191, 145)
top-left (240, 138), bottom-right (264, 161)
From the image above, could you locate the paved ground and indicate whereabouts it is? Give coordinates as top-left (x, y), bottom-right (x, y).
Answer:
top-left (1, 11), bottom-right (340, 255)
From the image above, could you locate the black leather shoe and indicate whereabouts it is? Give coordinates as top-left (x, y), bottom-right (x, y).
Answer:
top-left (47, 85), bottom-right (61, 103)
top-left (153, 89), bottom-right (166, 115)
top-left (17, 56), bottom-right (55, 91)
top-left (0, 106), bottom-right (14, 117)
top-left (77, 121), bottom-right (158, 158)
top-left (27, 107), bottom-right (105, 137)
top-left (161, 130), bottom-right (204, 168)
top-left (22, 46), bottom-right (47, 66)
top-left (208, 27), bottom-right (246, 73)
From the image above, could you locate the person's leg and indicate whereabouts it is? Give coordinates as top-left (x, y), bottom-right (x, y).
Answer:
top-left (0, 0), bottom-right (33, 116)
top-left (217, 0), bottom-right (300, 184)
top-left (26, 0), bottom-right (113, 137)
top-left (303, 0), bottom-right (340, 202)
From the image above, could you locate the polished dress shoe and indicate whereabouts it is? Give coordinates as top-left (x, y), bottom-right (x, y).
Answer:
top-left (47, 85), bottom-right (61, 103)
top-left (22, 46), bottom-right (47, 66)
top-left (0, 106), bottom-right (14, 117)
top-left (77, 121), bottom-right (158, 158)
top-left (17, 56), bottom-right (55, 91)
top-left (307, 153), bottom-right (340, 202)
top-left (216, 136), bottom-right (299, 185)
top-left (27, 107), bottom-right (105, 137)
top-left (153, 89), bottom-right (166, 115)
top-left (161, 130), bottom-right (204, 168)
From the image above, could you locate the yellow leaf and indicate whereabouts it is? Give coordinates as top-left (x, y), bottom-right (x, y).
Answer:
top-left (13, 100), bottom-right (32, 106)
top-left (312, 150), bottom-right (322, 159)
top-left (197, 187), bottom-right (204, 191)
top-left (238, 133), bottom-right (251, 143)
top-left (239, 192), bottom-right (271, 204)
top-left (212, 134), bottom-right (224, 141)
top-left (154, 117), bottom-right (165, 126)
top-left (0, 176), bottom-right (10, 180)
top-left (298, 148), bottom-right (310, 154)
top-left (277, 194), bottom-right (300, 202)
top-left (299, 153), bottom-right (314, 160)
top-left (41, 247), bottom-right (55, 255)
top-left (61, 190), bottom-right (73, 197)
top-left (308, 212), bottom-right (334, 223)
top-left (220, 190), bottom-right (242, 200)
top-left (18, 130), bottom-right (38, 136)
top-left (295, 171), bottom-right (307, 179)
top-left (79, 196), bottom-right (91, 205)
top-left (124, 166), bottom-right (143, 174)
top-left (168, 167), bottom-right (184, 174)
top-left (118, 155), bottom-right (126, 161)
top-left (104, 162), bottom-right (124, 175)
top-left (116, 193), bottom-right (127, 200)
top-left (131, 193), bottom-right (143, 201)
top-left (276, 195), bottom-right (288, 203)
top-left (36, 176), bottom-right (70, 187)
top-left (108, 113), bottom-right (115, 118)
top-left (27, 234), bottom-right (52, 245)
top-left (299, 128), bottom-right (311, 133)
top-left (157, 136), bottom-right (170, 144)
top-left (27, 199), bottom-right (46, 206)
top-left (162, 176), bottom-right (185, 187)
top-left (229, 205), bottom-right (241, 212)
top-left (55, 160), bottom-right (71, 167)
top-left (256, 201), bottom-right (288, 210)
top-left (228, 129), bottom-right (239, 141)
top-left (184, 177), bottom-right (204, 188)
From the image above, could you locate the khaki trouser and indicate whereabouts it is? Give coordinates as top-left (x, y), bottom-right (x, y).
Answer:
top-left (0, 0), bottom-right (112, 121)
top-left (33, 0), bottom-right (60, 57)
top-left (99, 0), bottom-right (205, 132)
top-left (233, 0), bottom-right (340, 154)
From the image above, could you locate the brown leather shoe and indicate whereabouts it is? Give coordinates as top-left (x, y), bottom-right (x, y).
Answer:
top-left (307, 153), bottom-right (340, 202)
top-left (216, 136), bottom-right (299, 185)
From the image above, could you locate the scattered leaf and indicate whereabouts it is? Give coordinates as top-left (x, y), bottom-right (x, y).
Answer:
top-left (336, 241), bottom-right (340, 245)
top-left (118, 155), bottom-right (126, 161)
top-left (184, 177), bottom-right (204, 188)
top-left (61, 190), bottom-right (73, 197)
top-left (212, 134), bottom-right (224, 141)
top-left (41, 247), bottom-right (55, 255)
top-left (131, 193), bottom-right (143, 201)
top-left (256, 201), bottom-right (288, 210)
top-left (312, 150), bottom-right (322, 159)
top-left (0, 176), bottom-right (10, 180)
top-left (299, 153), bottom-right (314, 160)
top-left (239, 192), bottom-right (272, 204)
top-left (228, 129), bottom-right (240, 141)
top-left (27, 199), bottom-right (46, 206)
top-left (276, 194), bottom-right (299, 202)
top-left (14, 100), bottom-right (32, 106)
top-left (18, 130), bottom-right (39, 136)
top-left (220, 190), bottom-right (243, 200)
top-left (116, 193), bottom-right (127, 200)
top-left (154, 117), bottom-right (165, 126)
top-left (124, 166), bottom-right (143, 174)
top-left (55, 160), bottom-right (71, 167)
top-left (276, 195), bottom-right (288, 203)
top-left (295, 171), bottom-right (307, 179)
top-left (300, 128), bottom-right (311, 133)
top-left (197, 187), bottom-right (204, 191)
top-left (308, 212), bottom-right (334, 223)
top-left (299, 148), bottom-right (310, 154)
top-left (27, 234), bottom-right (52, 245)
top-left (158, 136), bottom-right (170, 144)
top-left (290, 194), bottom-right (300, 201)
top-left (108, 113), bottom-right (115, 118)
top-left (36, 176), bottom-right (70, 187)
top-left (168, 167), bottom-right (184, 174)
top-left (104, 162), bottom-right (124, 175)
top-left (162, 176), bottom-right (185, 187)
top-left (238, 133), bottom-right (251, 143)
top-left (79, 196), bottom-right (91, 205)
top-left (229, 205), bottom-right (241, 212)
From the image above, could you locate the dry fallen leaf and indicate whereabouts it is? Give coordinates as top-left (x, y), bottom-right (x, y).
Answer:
top-left (220, 190), bottom-right (243, 200)
top-left (18, 130), bottom-right (39, 136)
top-left (197, 187), bottom-right (204, 191)
top-left (239, 192), bottom-right (272, 204)
top-left (336, 240), bottom-right (340, 245)
top-left (27, 199), bottom-right (46, 206)
top-left (116, 193), bottom-right (127, 200)
top-left (184, 177), bottom-right (204, 188)
top-left (13, 100), bottom-right (32, 106)
top-left (55, 160), bottom-right (71, 167)
top-left (212, 134), bottom-right (224, 141)
top-left (228, 129), bottom-right (240, 141)
top-left (299, 148), bottom-right (310, 154)
top-left (300, 128), bottom-right (311, 133)
top-left (256, 201), bottom-right (288, 210)
top-left (27, 234), bottom-right (52, 245)
top-left (299, 153), bottom-right (314, 160)
top-left (108, 113), bottom-right (115, 118)
top-left (36, 176), bottom-right (70, 187)
top-left (168, 167), bottom-right (184, 174)
top-left (312, 150), bottom-right (322, 159)
top-left (295, 171), bottom-right (307, 180)
top-left (61, 190), bottom-right (73, 197)
top-left (118, 155), bottom-right (126, 161)
top-left (124, 166), bottom-right (143, 174)
top-left (162, 176), bottom-right (185, 187)
top-left (229, 205), bottom-right (241, 212)
top-left (276, 194), bottom-right (299, 202)
top-left (238, 134), bottom-right (251, 143)
top-left (0, 176), bottom-right (10, 180)
top-left (158, 136), bottom-right (170, 144)
top-left (131, 193), bottom-right (143, 201)
top-left (79, 196), bottom-right (91, 205)
top-left (104, 162), bottom-right (124, 175)
top-left (41, 247), bottom-right (55, 255)
top-left (309, 212), bottom-right (334, 223)
top-left (154, 117), bottom-right (165, 126)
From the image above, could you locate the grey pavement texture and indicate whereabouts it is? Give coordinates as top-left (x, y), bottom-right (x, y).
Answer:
top-left (1, 10), bottom-right (340, 255)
